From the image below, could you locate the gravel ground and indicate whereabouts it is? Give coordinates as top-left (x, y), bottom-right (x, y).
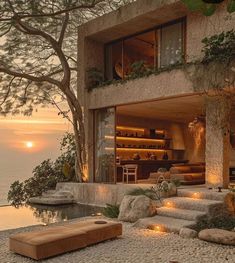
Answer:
top-left (0, 217), bottom-right (234, 263)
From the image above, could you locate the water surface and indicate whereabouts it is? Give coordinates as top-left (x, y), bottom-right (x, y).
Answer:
top-left (0, 204), bottom-right (102, 231)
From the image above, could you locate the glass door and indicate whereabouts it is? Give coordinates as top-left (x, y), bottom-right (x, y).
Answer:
top-left (94, 107), bottom-right (116, 183)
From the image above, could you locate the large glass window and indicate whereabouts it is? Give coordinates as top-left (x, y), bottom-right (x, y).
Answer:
top-left (160, 22), bottom-right (183, 68)
top-left (104, 19), bottom-right (185, 80)
top-left (94, 108), bottom-right (116, 183)
top-left (124, 31), bottom-right (156, 74)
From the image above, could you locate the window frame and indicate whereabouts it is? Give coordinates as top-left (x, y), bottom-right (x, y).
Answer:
top-left (104, 17), bottom-right (187, 80)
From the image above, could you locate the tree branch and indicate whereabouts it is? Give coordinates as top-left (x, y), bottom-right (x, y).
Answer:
top-left (0, 0), bottom-right (105, 22)
top-left (0, 66), bottom-right (61, 87)
top-left (13, 17), bottom-right (71, 87)
top-left (58, 12), bottom-right (69, 48)
top-left (0, 76), bottom-right (15, 106)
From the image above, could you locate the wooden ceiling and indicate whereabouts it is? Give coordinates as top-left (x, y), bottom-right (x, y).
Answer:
top-left (117, 95), bottom-right (205, 123)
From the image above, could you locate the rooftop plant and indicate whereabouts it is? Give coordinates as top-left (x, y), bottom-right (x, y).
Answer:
top-left (181, 0), bottom-right (235, 16)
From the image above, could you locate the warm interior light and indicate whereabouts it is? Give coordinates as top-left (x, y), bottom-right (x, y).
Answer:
top-left (105, 147), bottom-right (115, 151)
top-left (115, 148), bottom-right (167, 152)
top-left (116, 137), bottom-right (165, 142)
top-left (192, 192), bottom-right (200, 199)
top-left (105, 135), bottom-right (115, 139)
top-left (155, 226), bottom-right (161, 231)
top-left (116, 126), bottom-right (145, 132)
top-left (166, 202), bottom-right (172, 207)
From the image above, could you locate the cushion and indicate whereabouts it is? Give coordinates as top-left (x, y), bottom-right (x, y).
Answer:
top-left (9, 226), bottom-right (87, 260)
top-left (9, 220), bottom-right (122, 260)
top-left (65, 220), bottom-right (123, 245)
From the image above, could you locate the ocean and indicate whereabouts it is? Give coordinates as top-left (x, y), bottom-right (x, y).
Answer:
top-left (0, 108), bottom-right (70, 206)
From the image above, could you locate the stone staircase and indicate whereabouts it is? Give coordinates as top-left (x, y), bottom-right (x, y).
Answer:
top-left (29, 189), bottom-right (75, 205)
top-left (134, 188), bottom-right (228, 233)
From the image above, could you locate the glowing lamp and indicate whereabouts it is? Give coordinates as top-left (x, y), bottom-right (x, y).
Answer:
top-left (193, 192), bottom-right (200, 199)
top-left (166, 202), bottom-right (172, 207)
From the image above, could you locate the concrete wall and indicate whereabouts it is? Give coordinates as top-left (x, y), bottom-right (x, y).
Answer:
top-left (78, 1), bottom-right (235, 110)
top-left (56, 182), bottom-right (152, 207)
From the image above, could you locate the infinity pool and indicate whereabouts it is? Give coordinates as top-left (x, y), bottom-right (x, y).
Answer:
top-left (0, 204), bottom-right (102, 231)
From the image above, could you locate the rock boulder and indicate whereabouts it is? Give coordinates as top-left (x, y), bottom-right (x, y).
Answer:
top-left (198, 228), bottom-right (235, 246)
top-left (179, 228), bottom-right (198, 238)
top-left (118, 195), bottom-right (156, 223)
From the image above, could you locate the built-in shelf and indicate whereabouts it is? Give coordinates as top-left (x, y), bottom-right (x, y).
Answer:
top-left (116, 136), bottom-right (171, 142)
top-left (116, 147), bottom-right (173, 152)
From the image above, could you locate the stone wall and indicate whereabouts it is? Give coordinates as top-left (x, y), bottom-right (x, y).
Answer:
top-left (56, 182), bottom-right (152, 207)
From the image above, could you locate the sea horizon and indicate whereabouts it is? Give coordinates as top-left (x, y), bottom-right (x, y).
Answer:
top-left (0, 107), bottom-right (70, 206)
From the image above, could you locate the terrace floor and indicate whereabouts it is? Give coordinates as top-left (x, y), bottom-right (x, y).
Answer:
top-left (0, 216), bottom-right (234, 263)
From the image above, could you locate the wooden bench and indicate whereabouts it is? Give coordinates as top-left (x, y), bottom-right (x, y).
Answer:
top-left (9, 220), bottom-right (122, 260)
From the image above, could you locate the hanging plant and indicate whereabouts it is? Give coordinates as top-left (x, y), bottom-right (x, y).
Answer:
top-left (181, 0), bottom-right (235, 16)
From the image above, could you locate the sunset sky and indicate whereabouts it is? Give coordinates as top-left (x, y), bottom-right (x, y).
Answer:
top-left (0, 106), bottom-right (71, 204)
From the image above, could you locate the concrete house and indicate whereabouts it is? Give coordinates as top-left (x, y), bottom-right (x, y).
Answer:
top-left (77, 0), bottom-right (235, 189)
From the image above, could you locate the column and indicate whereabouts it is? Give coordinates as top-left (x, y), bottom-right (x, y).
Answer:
top-left (205, 96), bottom-right (231, 188)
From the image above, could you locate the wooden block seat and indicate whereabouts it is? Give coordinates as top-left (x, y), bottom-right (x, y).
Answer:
top-left (9, 220), bottom-right (122, 260)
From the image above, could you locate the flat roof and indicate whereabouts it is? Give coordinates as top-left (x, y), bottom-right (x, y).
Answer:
top-left (78, 0), bottom-right (188, 43)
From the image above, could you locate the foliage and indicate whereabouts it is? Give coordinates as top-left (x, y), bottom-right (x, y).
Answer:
top-left (127, 187), bottom-right (157, 200)
top-left (127, 61), bottom-right (154, 79)
top-left (191, 215), bottom-right (235, 232)
top-left (7, 181), bottom-right (25, 207)
top-left (7, 133), bottom-right (76, 207)
top-left (128, 180), bottom-right (179, 202)
top-left (202, 30), bottom-right (235, 63)
top-left (87, 67), bottom-right (104, 91)
top-left (181, 0), bottom-right (235, 16)
top-left (89, 62), bottom-right (183, 91)
top-left (102, 203), bottom-right (120, 218)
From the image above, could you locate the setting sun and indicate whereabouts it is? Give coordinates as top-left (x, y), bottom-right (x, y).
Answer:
top-left (26, 141), bottom-right (33, 148)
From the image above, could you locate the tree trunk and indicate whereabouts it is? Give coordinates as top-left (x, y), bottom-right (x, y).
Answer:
top-left (66, 94), bottom-right (87, 183)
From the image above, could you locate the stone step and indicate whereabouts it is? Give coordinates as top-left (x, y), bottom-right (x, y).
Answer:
top-left (177, 188), bottom-right (228, 201)
top-left (42, 190), bottom-right (57, 197)
top-left (157, 207), bottom-right (207, 221)
top-left (162, 197), bottom-right (223, 213)
top-left (134, 215), bottom-right (196, 233)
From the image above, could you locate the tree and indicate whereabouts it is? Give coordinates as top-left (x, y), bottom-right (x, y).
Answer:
top-left (181, 0), bottom-right (235, 16)
top-left (0, 0), bottom-right (132, 182)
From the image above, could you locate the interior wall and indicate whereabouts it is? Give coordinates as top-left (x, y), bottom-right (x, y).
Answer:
top-left (117, 114), bottom-right (205, 163)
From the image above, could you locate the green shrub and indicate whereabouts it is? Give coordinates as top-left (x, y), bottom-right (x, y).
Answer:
top-left (102, 203), bottom-right (120, 218)
top-left (127, 187), bottom-right (156, 200)
top-left (191, 215), bottom-right (235, 232)
top-left (202, 30), bottom-right (235, 63)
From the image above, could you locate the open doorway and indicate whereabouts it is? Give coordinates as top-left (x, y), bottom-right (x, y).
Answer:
top-left (115, 95), bottom-right (206, 185)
